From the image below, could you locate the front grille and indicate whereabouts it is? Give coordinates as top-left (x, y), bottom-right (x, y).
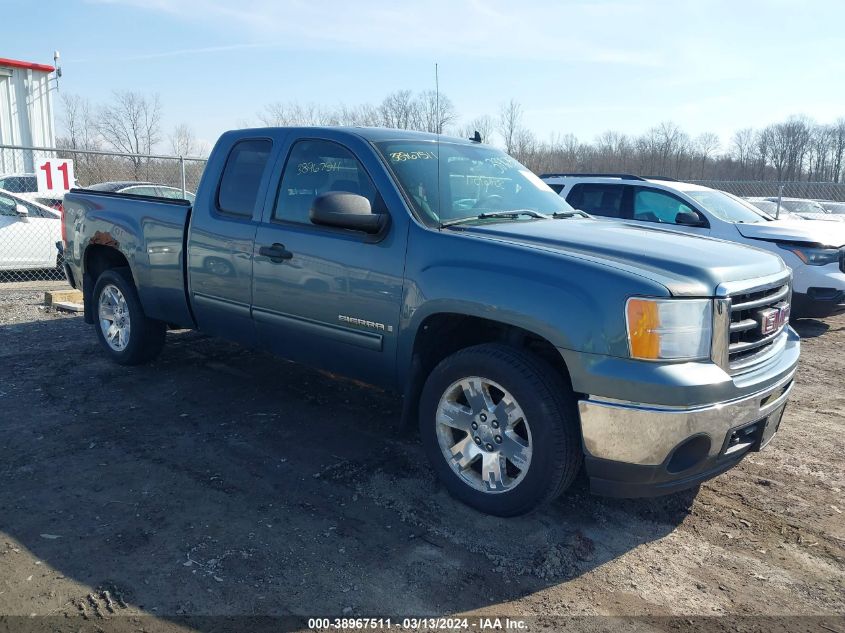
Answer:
top-left (726, 280), bottom-right (791, 373)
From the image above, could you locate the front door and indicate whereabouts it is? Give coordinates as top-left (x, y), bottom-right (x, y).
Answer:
top-left (0, 193), bottom-right (58, 269)
top-left (630, 187), bottom-right (711, 237)
top-left (251, 137), bottom-right (406, 387)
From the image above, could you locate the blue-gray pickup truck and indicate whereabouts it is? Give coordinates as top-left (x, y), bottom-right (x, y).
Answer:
top-left (62, 127), bottom-right (800, 516)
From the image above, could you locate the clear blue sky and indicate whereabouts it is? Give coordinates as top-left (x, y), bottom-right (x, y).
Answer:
top-left (4, 0), bottom-right (844, 150)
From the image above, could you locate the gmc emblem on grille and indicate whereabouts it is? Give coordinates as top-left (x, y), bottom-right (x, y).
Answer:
top-left (757, 302), bottom-right (790, 336)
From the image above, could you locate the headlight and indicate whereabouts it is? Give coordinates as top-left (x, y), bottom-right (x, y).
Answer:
top-left (777, 243), bottom-right (840, 266)
top-left (626, 298), bottom-right (712, 361)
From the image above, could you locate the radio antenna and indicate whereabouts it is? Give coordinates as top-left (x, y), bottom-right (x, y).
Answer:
top-left (435, 63), bottom-right (440, 135)
top-left (435, 62), bottom-right (443, 228)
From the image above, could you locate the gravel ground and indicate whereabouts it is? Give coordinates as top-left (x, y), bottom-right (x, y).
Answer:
top-left (0, 285), bottom-right (842, 632)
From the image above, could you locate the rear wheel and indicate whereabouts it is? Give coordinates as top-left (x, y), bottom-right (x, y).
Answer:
top-left (419, 343), bottom-right (582, 516)
top-left (92, 269), bottom-right (165, 365)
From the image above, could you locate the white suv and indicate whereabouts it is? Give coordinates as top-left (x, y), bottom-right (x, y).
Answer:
top-left (541, 174), bottom-right (845, 318)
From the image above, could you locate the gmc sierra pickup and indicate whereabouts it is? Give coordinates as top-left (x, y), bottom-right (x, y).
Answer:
top-left (62, 127), bottom-right (800, 516)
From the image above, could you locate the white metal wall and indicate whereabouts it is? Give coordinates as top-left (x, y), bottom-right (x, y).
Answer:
top-left (0, 64), bottom-right (55, 173)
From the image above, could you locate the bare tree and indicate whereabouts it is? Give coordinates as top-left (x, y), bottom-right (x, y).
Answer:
top-left (731, 128), bottom-right (754, 174)
top-left (240, 91), bottom-right (845, 184)
top-left (415, 90), bottom-right (457, 134)
top-left (498, 99), bottom-right (523, 154)
top-left (57, 93), bottom-right (111, 185)
top-left (457, 115), bottom-right (495, 143)
top-left (259, 101), bottom-right (331, 127)
top-left (58, 93), bottom-right (99, 151)
top-left (334, 103), bottom-right (381, 127)
top-left (831, 118), bottom-right (845, 183)
top-left (695, 132), bottom-right (720, 179)
top-left (168, 123), bottom-right (206, 157)
top-left (96, 91), bottom-right (162, 178)
top-left (379, 90), bottom-right (417, 130)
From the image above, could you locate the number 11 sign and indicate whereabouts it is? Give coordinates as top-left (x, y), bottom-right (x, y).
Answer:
top-left (36, 158), bottom-right (75, 194)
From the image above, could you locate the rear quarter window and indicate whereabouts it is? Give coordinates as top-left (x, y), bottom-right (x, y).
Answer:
top-left (217, 139), bottom-right (272, 216)
top-left (566, 183), bottom-right (625, 218)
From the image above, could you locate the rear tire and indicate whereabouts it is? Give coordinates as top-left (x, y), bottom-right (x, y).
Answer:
top-left (92, 268), bottom-right (165, 365)
top-left (419, 343), bottom-right (582, 516)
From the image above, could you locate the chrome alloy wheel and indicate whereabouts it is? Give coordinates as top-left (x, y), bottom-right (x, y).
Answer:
top-left (98, 284), bottom-right (131, 351)
top-left (435, 376), bottom-right (533, 494)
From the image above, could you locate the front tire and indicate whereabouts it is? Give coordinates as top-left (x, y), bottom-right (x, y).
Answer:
top-left (419, 343), bottom-right (582, 516)
top-left (92, 268), bottom-right (165, 365)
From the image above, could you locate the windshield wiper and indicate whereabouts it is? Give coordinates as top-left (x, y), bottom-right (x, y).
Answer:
top-left (440, 210), bottom-right (549, 228)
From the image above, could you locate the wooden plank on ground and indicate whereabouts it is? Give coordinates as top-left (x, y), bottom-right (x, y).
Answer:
top-left (45, 289), bottom-right (83, 306)
top-left (53, 301), bottom-right (84, 313)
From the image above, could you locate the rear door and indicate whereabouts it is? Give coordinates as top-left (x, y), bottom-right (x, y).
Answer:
top-left (565, 183), bottom-right (629, 219)
top-left (186, 137), bottom-right (275, 345)
top-left (251, 136), bottom-right (406, 387)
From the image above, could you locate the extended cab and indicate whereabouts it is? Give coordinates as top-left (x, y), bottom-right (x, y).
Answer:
top-left (62, 128), bottom-right (800, 516)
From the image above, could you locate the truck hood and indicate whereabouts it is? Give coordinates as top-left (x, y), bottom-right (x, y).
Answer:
top-left (734, 219), bottom-right (845, 247)
top-left (459, 218), bottom-right (786, 296)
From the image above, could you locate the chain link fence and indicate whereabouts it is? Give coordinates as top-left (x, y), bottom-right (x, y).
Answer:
top-left (2, 144), bottom-right (845, 286)
top-left (691, 180), bottom-right (845, 202)
top-left (0, 144), bottom-right (206, 283)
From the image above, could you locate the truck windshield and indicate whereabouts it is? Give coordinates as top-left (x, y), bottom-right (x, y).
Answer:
top-left (684, 190), bottom-right (769, 224)
top-left (373, 141), bottom-right (575, 227)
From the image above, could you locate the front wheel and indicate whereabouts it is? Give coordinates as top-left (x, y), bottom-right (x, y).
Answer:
top-left (419, 344), bottom-right (582, 516)
top-left (92, 268), bottom-right (166, 365)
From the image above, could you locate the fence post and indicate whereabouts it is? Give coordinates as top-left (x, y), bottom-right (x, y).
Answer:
top-left (776, 184), bottom-right (784, 219)
top-left (179, 156), bottom-right (186, 199)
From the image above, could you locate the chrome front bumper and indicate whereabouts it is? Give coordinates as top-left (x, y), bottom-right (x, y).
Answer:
top-left (578, 369), bottom-right (795, 466)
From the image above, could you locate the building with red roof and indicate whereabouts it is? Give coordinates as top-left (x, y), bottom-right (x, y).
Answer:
top-left (0, 57), bottom-right (57, 173)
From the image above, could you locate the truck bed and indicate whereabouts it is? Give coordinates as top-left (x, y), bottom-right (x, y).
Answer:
top-left (62, 188), bottom-right (195, 328)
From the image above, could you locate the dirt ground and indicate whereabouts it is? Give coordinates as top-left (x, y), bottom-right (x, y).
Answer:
top-left (0, 284), bottom-right (842, 632)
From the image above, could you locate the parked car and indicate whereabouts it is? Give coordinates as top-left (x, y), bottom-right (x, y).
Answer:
top-left (86, 181), bottom-right (196, 203)
top-left (760, 197), bottom-right (845, 222)
top-left (0, 189), bottom-right (63, 272)
top-left (0, 172), bottom-right (37, 192)
top-left (744, 197), bottom-right (804, 221)
top-left (63, 128), bottom-right (799, 516)
top-left (0, 172), bottom-right (64, 211)
top-left (816, 200), bottom-right (845, 216)
top-left (542, 174), bottom-right (845, 318)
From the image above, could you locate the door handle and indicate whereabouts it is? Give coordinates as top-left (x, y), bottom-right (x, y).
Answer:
top-left (259, 243), bottom-right (293, 262)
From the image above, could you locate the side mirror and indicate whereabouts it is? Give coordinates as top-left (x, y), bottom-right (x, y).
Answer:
top-left (15, 203), bottom-right (29, 217)
top-left (310, 192), bottom-right (388, 235)
top-left (675, 210), bottom-right (705, 227)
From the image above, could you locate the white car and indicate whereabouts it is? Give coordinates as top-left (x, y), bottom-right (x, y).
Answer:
top-left (758, 197), bottom-right (845, 222)
top-left (743, 197), bottom-right (805, 222)
top-left (541, 174), bottom-right (845, 318)
top-left (0, 189), bottom-right (63, 272)
top-left (0, 172), bottom-right (65, 211)
top-left (818, 200), bottom-right (845, 216)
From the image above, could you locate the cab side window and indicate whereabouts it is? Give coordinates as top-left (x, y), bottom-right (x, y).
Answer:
top-left (566, 183), bottom-right (625, 218)
top-left (633, 188), bottom-right (695, 224)
top-left (273, 140), bottom-right (381, 225)
top-left (217, 139), bottom-right (273, 217)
